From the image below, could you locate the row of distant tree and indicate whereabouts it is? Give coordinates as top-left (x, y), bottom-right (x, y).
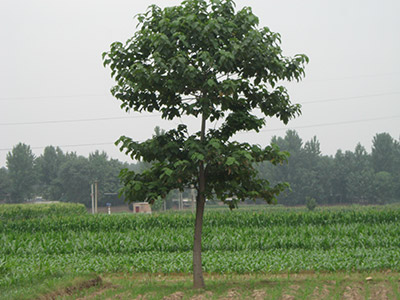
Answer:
top-left (0, 131), bottom-right (399, 207)
top-left (0, 145), bottom-right (128, 207)
top-left (257, 131), bottom-right (400, 205)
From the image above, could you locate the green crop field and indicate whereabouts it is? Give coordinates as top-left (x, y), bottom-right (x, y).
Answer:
top-left (1, 203), bottom-right (400, 299)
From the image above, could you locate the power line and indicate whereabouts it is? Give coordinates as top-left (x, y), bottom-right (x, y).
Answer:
top-left (1, 115), bottom-right (398, 153)
top-left (305, 71), bottom-right (400, 83)
top-left (0, 142), bottom-right (116, 152)
top-left (301, 92), bottom-right (400, 104)
top-left (257, 115), bottom-right (400, 133)
top-left (0, 114), bottom-right (162, 126)
top-left (0, 94), bottom-right (110, 102)
top-left (1, 91), bottom-right (399, 127)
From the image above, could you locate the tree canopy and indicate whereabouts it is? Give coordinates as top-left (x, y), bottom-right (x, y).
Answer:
top-left (6, 143), bottom-right (36, 203)
top-left (104, 0), bottom-right (308, 206)
top-left (103, 0), bottom-right (308, 288)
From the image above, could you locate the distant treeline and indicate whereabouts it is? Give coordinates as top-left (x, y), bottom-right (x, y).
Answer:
top-left (0, 131), bottom-right (399, 207)
top-left (0, 146), bottom-right (129, 207)
top-left (257, 131), bottom-right (400, 205)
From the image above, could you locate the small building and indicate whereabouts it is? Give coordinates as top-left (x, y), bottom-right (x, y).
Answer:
top-left (133, 202), bottom-right (152, 214)
top-left (29, 197), bottom-right (60, 204)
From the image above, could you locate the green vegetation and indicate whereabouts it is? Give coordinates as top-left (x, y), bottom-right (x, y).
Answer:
top-left (306, 197), bottom-right (317, 211)
top-left (1, 203), bottom-right (400, 298)
top-left (5, 143), bottom-right (36, 203)
top-left (0, 203), bottom-right (87, 220)
top-left (260, 131), bottom-right (400, 206)
top-left (2, 145), bottom-right (127, 207)
top-left (2, 130), bottom-right (400, 208)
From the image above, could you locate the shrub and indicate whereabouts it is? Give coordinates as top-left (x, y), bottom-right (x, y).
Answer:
top-left (306, 197), bottom-right (317, 211)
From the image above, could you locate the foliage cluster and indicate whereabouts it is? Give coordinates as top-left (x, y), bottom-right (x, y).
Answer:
top-left (1, 205), bottom-right (400, 289)
top-left (306, 197), bottom-right (317, 211)
top-left (104, 1), bottom-right (308, 215)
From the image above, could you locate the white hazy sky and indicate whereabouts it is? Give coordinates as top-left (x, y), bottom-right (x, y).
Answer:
top-left (1, 0), bottom-right (399, 168)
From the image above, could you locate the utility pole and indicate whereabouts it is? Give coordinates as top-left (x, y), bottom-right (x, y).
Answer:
top-left (94, 180), bottom-right (98, 214)
top-left (91, 184), bottom-right (95, 214)
top-left (191, 185), bottom-right (195, 213)
top-left (179, 191), bottom-right (183, 210)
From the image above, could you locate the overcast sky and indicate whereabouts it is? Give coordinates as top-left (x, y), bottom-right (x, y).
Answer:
top-left (1, 0), bottom-right (399, 167)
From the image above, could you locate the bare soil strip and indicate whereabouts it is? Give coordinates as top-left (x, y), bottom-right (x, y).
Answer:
top-left (37, 276), bottom-right (102, 300)
top-left (34, 272), bottom-right (400, 300)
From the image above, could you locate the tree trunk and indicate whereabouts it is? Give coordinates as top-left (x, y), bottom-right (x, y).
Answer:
top-left (193, 112), bottom-right (206, 289)
top-left (193, 182), bottom-right (206, 288)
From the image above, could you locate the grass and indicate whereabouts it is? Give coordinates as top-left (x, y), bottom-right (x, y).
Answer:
top-left (7, 271), bottom-right (399, 299)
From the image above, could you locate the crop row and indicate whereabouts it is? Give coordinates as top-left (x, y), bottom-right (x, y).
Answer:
top-left (2, 247), bottom-right (400, 287)
top-left (1, 223), bottom-right (400, 255)
top-left (2, 206), bottom-right (400, 233)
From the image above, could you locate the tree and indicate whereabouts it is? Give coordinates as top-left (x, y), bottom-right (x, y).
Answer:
top-left (35, 146), bottom-right (65, 200)
top-left (371, 171), bottom-right (395, 204)
top-left (301, 136), bottom-right (324, 202)
top-left (394, 137), bottom-right (400, 200)
top-left (345, 144), bottom-right (374, 204)
top-left (58, 155), bottom-right (91, 205)
top-left (103, 0), bottom-right (307, 288)
top-left (371, 133), bottom-right (396, 173)
top-left (315, 155), bottom-right (335, 205)
top-left (88, 151), bottom-right (125, 206)
top-left (0, 167), bottom-right (11, 202)
top-left (370, 133), bottom-right (398, 204)
top-left (304, 136), bottom-right (321, 158)
top-left (268, 130), bottom-right (320, 205)
top-left (330, 149), bottom-right (356, 204)
top-left (6, 143), bottom-right (36, 203)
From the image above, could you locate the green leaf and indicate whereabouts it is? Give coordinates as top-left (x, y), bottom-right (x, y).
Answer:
top-left (191, 153), bottom-right (204, 162)
top-left (133, 182), bottom-right (142, 191)
top-left (163, 168), bottom-right (173, 177)
top-left (207, 79), bottom-right (216, 88)
top-left (226, 157), bottom-right (236, 166)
